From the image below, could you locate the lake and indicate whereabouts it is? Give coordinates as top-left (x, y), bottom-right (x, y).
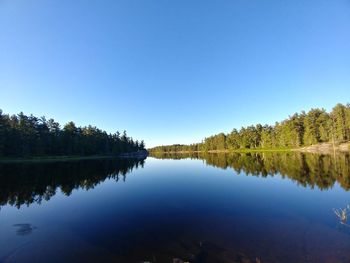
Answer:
top-left (0, 152), bottom-right (350, 263)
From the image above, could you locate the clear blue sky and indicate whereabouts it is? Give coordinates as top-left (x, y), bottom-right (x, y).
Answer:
top-left (1, 0), bottom-right (349, 147)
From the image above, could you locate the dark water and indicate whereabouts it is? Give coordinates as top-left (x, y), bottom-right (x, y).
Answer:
top-left (0, 152), bottom-right (350, 263)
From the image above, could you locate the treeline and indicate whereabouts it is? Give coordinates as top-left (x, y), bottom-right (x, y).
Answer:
top-left (0, 110), bottom-right (145, 157)
top-left (150, 103), bottom-right (350, 153)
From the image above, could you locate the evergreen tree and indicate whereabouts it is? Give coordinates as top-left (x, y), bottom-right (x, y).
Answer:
top-left (150, 103), bottom-right (350, 153)
top-left (0, 110), bottom-right (144, 158)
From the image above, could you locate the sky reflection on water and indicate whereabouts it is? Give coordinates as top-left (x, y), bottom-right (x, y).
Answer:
top-left (0, 153), bottom-right (350, 262)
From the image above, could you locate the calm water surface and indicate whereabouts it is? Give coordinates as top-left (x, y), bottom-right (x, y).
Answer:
top-left (0, 152), bottom-right (350, 263)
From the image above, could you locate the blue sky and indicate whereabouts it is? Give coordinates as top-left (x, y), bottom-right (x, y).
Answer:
top-left (1, 0), bottom-right (349, 147)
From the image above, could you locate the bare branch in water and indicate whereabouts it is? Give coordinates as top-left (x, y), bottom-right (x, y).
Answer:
top-left (334, 206), bottom-right (349, 225)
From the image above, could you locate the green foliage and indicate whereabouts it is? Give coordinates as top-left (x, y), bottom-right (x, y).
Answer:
top-left (303, 109), bottom-right (330, 145)
top-left (149, 103), bottom-right (350, 153)
top-left (331, 103), bottom-right (350, 142)
top-left (0, 110), bottom-right (145, 157)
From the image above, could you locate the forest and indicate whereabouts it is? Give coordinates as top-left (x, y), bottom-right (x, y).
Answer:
top-left (0, 110), bottom-right (145, 158)
top-left (150, 103), bottom-right (350, 153)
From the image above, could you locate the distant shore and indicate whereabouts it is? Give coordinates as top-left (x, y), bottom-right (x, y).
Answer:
top-left (150, 149), bottom-right (292, 154)
top-left (149, 142), bottom-right (350, 155)
top-left (149, 149), bottom-right (291, 154)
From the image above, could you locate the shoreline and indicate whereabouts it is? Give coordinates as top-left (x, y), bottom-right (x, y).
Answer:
top-left (149, 148), bottom-right (293, 154)
top-left (0, 150), bottom-right (148, 163)
top-left (149, 142), bottom-right (350, 155)
top-left (296, 142), bottom-right (350, 154)
top-left (0, 155), bottom-right (117, 163)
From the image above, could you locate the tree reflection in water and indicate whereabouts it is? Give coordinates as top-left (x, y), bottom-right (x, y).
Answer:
top-left (1, 152), bottom-right (350, 210)
top-left (0, 158), bottom-right (145, 208)
top-left (151, 152), bottom-right (350, 191)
